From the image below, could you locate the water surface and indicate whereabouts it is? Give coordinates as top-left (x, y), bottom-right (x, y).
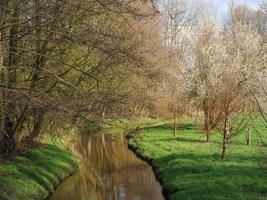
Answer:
top-left (49, 133), bottom-right (164, 200)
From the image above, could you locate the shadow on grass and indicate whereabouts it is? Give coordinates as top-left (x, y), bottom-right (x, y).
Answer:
top-left (156, 152), bottom-right (265, 164)
top-left (136, 122), bottom-right (267, 199)
top-left (176, 123), bottom-right (198, 130)
top-left (173, 137), bottom-right (205, 143)
top-left (148, 124), bottom-right (172, 131)
top-left (146, 123), bottom-right (201, 132)
top-left (153, 153), bottom-right (267, 199)
top-left (147, 137), bottom-right (206, 144)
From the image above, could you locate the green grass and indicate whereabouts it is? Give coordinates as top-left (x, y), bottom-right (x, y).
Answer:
top-left (129, 118), bottom-right (267, 200)
top-left (0, 144), bottom-right (79, 200)
top-left (104, 117), bottom-right (168, 134)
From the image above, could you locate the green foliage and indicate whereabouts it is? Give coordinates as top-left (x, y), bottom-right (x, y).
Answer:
top-left (0, 145), bottom-right (79, 200)
top-left (129, 118), bottom-right (267, 200)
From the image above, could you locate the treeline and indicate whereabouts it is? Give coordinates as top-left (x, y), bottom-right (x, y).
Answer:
top-left (155, 0), bottom-right (266, 160)
top-left (0, 0), bottom-right (165, 157)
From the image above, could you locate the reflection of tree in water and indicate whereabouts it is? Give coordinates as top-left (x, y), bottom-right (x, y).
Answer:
top-left (49, 133), bottom-right (164, 200)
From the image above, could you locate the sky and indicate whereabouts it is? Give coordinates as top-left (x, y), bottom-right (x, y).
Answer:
top-left (212, 0), bottom-right (264, 22)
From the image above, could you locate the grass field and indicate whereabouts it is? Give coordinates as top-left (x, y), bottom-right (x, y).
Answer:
top-left (103, 117), bottom-right (167, 134)
top-left (129, 117), bottom-right (267, 200)
top-left (0, 141), bottom-right (79, 200)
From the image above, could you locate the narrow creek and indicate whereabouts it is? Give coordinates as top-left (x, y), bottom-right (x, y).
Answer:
top-left (49, 132), bottom-right (164, 200)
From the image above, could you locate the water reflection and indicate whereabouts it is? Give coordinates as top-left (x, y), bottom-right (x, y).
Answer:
top-left (49, 133), bottom-right (164, 200)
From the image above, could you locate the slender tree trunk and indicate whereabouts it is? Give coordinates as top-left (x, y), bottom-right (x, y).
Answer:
top-left (221, 124), bottom-right (229, 160)
top-left (206, 130), bottom-right (210, 143)
top-left (0, 0), bottom-right (6, 146)
top-left (0, 3), bottom-right (20, 156)
top-left (31, 112), bottom-right (45, 139)
top-left (246, 128), bottom-right (251, 146)
top-left (173, 111), bottom-right (177, 137)
top-left (203, 98), bottom-right (210, 143)
top-left (22, 1), bottom-right (47, 146)
top-left (221, 135), bottom-right (227, 160)
top-left (194, 108), bottom-right (199, 134)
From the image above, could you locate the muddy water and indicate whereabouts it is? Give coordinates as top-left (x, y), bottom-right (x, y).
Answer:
top-left (49, 133), bottom-right (164, 200)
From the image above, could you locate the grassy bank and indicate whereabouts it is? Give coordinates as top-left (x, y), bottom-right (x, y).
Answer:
top-left (128, 118), bottom-right (267, 200)
top-left (0, 141), bottom-right (79, 200)
top-left (104, 117), bottom-right (168, 134)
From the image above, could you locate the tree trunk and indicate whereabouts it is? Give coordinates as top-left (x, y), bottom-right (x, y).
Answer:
top-left (0, 3), bottom-right (20, 156)
top-left (0, 132), bottom-right (16, 157)
top-left (246, 128), bottom-right (251, 146)
top-left (221, 126), bottom-right (229, 160)
top-left (173, 112), bottom-right (177, 137)
top-left (203, 98), bottom-right (210, 143)
top-left (206, 130), bottom-right (210, 143)
top-left (221, 133), bottom-right (227, 160)
top-left (0, 0), bottom-right (6, 147)
top-left (21, 1), bottom-right (48, 147)
top-left (23, 110), bottom-right (45, 145)
top-left (31, 112), bottom-right (45, 139)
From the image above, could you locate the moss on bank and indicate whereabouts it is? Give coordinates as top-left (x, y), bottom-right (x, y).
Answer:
top-left (128, 120), bottom-right (267, 200)
top-left (0, 144), bottom-right (79, 200)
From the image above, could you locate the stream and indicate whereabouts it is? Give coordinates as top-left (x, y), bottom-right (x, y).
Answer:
top-left (49, 133), bottom-right (164, 200)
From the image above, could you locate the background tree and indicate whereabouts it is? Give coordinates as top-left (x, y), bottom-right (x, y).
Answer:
top-left (188, 21), bottom-right (227, 143)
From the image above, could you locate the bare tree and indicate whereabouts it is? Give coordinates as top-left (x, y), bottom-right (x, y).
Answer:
top-left (0, 0), bottom-right (163, 156)
top-left (215, 72), bottom-right (250, 160)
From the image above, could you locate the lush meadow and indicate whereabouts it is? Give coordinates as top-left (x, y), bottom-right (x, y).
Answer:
top-left (129, 117), bottom-right (267, 200)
